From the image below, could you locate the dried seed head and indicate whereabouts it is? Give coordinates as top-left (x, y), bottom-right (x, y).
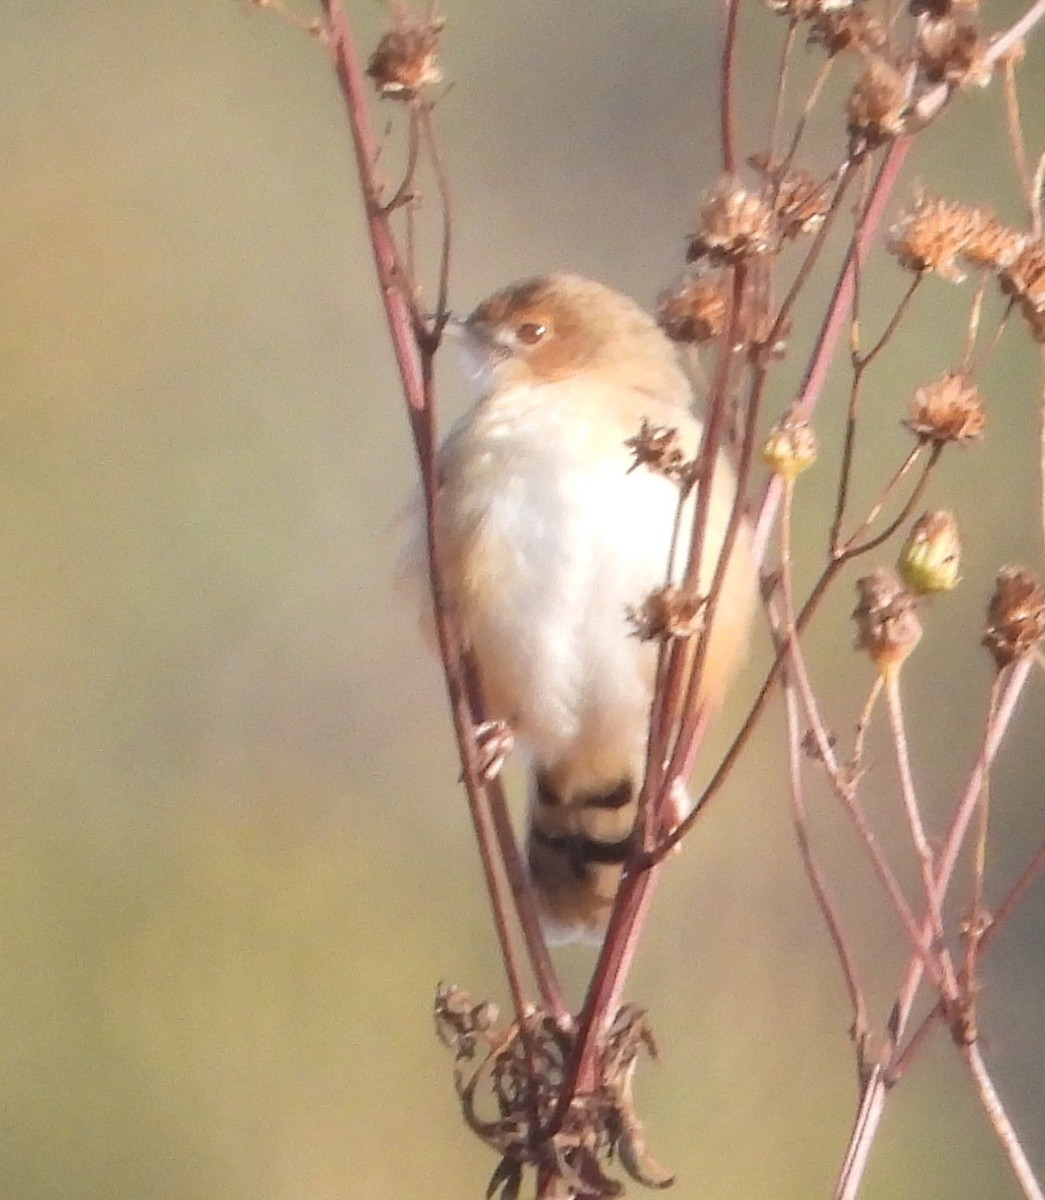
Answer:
top-left (628, 585), bottom-right (706, 642)
top-left (366, 17), bottom-right (444, 98)
top-left (1002, 240), bottom-right (1045, 308)
top-left (889, 193), bottom-right (987, 283)
top-left (1001, 240), bottom-right (1045, 341)
top-left (847, 58), bottom-right (908, 150)
top-left (918, 17), bottom-right (991, 87)
top-left (983, 566), bottom-right (1045, 668)
top-left (657, 274), bottom-right (729, 344)
top-left (963, 214), bottom-right (1027, 271)
top-left (774, 167), bottom-right (832, 238)
top-left (809, 9), bottom-right (887, 55)
top-left (905, 371), bottom-right (985, 446)
top-left (763, 418), bottom-right (818, 480)
top-left (688, 177), bottom-right (776, 265)
top-left (898, 510), bottom-right (962, 594)
top-left (625, 419), bottom-right (699, 489)
top-left (853, 569), bottom-right (923, 676)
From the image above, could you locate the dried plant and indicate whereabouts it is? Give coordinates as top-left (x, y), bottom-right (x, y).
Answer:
top-left (250, 2), bottom-right (1045, 1197)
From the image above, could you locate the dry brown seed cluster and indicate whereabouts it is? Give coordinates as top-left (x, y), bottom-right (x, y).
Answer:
top-left (848, 58), bottom-right (908, 149)
top-left (853, 569), bottom-right (923, 676)
top-left (898, 510), bottom-right (962, 594)
top-left (890, 194), bottom-right (1028, 281)
top-left (1001, 241), bottom-right (1045, 342)
top-left (808, 8), bottom-right (886, 55)
top-left (774, 168), bottom-right (831, 239)
top-left (657, 275), bottom-right (728, 344)
top-left (917, 16), bottom-right (990, 87)
top-left (889, 194), bottom-right (977, 282)
top-left (983, 566), bottom-right (1045, 668)
top-left (904, 371), bottom-right (985, 446)
top-left (628, 585), bottom-right (706, 642)
top-left (963, 215), bottom-right (1027, 271)
top-left (624, 419), bottom-right (699, 489)
top-left (366, 17), bottom-right (444, 98)
top-left (688, 177), bottom-right (776, 265)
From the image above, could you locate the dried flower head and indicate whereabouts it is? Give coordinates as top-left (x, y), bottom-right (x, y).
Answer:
top-left (809, 8), bottom-right (886, 55)
top-left (853, 569), bottom-right (923, 676)
top-left (904, 371), bottom-right (985, 445)
top-left (628, 585), bottom-right (706, 642)
top-left (918, 17), bottom-right (991, 87)
top-left (774, 167), bottom-right (832, 238)
top-left (963, 214), bottom-right (1027, 271)
top-left (625, 419), bottom-right (699, 488)
top-left (898, 510), bottom-right (962, 594)
top-left (848, 58), bottom-right (908, 150)
top-left (983, 566), bottom-right (1045, 668)
top-left (889, 193), bottom-right (986, 283)
top-left (763, 418), bottom-right (818, 480)
top-left (657, 275), bottom-right (728, 344)
top-left (366, 17), bottom-right (444, 98)
top-left (1001, 240), bottom-right (1045, 340)
top-left (688, 177), bottom-right (776, 265)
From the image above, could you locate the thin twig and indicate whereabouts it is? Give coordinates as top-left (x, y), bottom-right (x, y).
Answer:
top-left (720, 0), bottom-right (740, 175)
top-left (1001, 54), bottom-right (1036, 231)
top-left (964, 1040), bottom-right (1045, 1200)
top-left (767, 19), bottom-right (797, 166)
top-left (833, 656), bottom-right (1036, 1200)
top-left (779, 482), bottom-right (869, 1065)
top-left (883, 670), bottom-right (960, 1003)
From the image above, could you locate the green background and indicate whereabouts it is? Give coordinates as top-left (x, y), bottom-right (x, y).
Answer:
top-left (1, 3), bottom-right (1044, 1197)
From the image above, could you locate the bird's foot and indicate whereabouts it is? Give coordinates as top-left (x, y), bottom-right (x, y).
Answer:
top-left (472, 719), bottom-right (515, 782)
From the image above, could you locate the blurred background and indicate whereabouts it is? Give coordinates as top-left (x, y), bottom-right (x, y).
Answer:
top-left (1, 2), bottom-right (1044, 1197)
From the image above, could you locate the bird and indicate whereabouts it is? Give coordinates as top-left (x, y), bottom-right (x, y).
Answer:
top-left (405, 273), bottom-right (756, 943)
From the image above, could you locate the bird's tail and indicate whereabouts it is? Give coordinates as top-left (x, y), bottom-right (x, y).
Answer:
top-left (525, 767), bottom-right (644, 945)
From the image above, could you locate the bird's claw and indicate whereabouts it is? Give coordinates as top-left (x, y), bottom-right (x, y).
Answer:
top-left (473, 720), bottom-right (515, 782)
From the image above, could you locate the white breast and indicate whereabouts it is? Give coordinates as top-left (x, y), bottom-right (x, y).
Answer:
top-left (432, 377), bottom-right (698, 790)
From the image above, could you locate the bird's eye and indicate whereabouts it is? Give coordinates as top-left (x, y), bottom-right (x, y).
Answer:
top-left (515, 321), bottom-right (547, 346)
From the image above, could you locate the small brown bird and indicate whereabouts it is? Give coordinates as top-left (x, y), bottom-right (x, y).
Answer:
top-left (407, 274), bottom-right (756, 942)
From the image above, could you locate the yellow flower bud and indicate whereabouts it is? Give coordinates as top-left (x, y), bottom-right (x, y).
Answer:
top-left (763, 419), bottom-right (818, 480)
top-left (898, 510), bottom-right (962, 594)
